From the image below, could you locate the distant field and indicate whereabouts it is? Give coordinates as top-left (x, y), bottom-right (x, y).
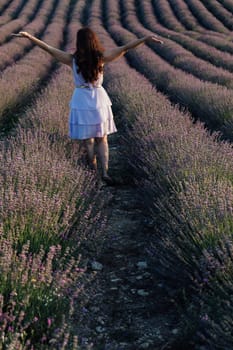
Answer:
top-left (1, 0), bottom-right (233, 349)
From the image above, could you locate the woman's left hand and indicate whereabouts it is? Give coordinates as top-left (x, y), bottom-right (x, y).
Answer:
top-left (146, 35), bottom-right (164, 44)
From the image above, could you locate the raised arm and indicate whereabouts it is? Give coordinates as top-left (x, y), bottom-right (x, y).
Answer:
top-left (103, 35), bottom-right (163, 63)
top-left (12, 31), bottom-right (73, 67)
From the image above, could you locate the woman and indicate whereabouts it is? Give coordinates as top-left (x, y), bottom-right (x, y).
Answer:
top-left (13, 27), bottom-right (163, 183)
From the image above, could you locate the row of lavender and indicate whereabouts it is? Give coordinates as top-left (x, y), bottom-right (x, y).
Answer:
top-left (134, 2), bottom-right (233, 87)
top-left (166, 0), bottom-right (208, 31)
top-left (0, 0), bottom-right (104, 348)
top-left (0, 0), bottom-right (57, 71)
top-left (181, 0), bottom-right (233, 31)
top-left (91, 0), bottom-right (233, 348)
top-left (0, 0), bottom-right (68, 133)
top-left (103, 0), bottom-right (233, 142)
top-left (158, 0), bottom-right (233, 33)
top-left (136, 1), bottom-right (233, 93)
top-left (153, 0), bottom-right (231, 32)
top-left (133, 0), bottom-right (233, 92)
top-left (140, 1), bottom-right (233, 72)
top-left (220, 0), bottom-right (233, 14)
top-left (0, 0), bottom-right (44, 27)
top-left (188, 0), bottom-right (233, 30)
top-left (0, 0), bottom-right (42, 37)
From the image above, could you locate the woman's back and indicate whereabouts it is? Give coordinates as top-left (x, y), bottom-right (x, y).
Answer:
top-left (70, 58), bottom-right (112, 115)
top-left (72, 58), bottom-right (103, 88)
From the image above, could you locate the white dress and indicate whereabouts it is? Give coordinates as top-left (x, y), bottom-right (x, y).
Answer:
top-left (69, 58), bottom-right (117, 139)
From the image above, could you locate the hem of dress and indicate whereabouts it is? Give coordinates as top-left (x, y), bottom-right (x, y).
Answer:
top-left (69, 130), bottom-right (117, 140)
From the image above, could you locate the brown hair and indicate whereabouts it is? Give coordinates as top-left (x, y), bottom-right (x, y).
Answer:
top-left (73, 27), bottom-right (104, 83)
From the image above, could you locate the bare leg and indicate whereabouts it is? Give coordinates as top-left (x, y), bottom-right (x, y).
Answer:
top-left (95, 135), bottom-right (109, 177)
top-left (84, 138), bottom-right (97, 171)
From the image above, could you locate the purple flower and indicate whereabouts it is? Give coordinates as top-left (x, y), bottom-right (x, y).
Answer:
top-left (47, 318), bottom-right (52, 328)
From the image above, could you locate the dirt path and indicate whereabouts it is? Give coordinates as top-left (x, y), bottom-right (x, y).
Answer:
top-left (74, 132), bottom-right (179, 350)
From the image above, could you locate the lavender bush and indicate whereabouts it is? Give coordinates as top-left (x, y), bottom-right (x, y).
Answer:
top-left (3, 0), bottom-right (233, 348)
top-left (0, 0), bottom-right (28, 20)
top-left (167, 0), bottom-right (201, 30)
top-left (182, 0), bottom-right (228, 32)
top-left (0, 0), bottom-right (105, 348)
top-left (0, 127), bottom-right (97, 252)
top-left (0, 0), bottom-right (15, 17)
top-left (89, 1), bottom-right (233, 348)
top-left (0, 6), bottom-right (55, 72)
top-left (104, 0), bottom-right (233, 140)
top-left (199, 0), bottom-right (233, 29)
top-left (135, 0), bottom-right (233, 81)
top-left (0, 0), bottom-right (44, 29)
top-left (135, 35), bottom-right (233, 88)
top-left (149, 0), bottom-right (185, 32)
top-left (16, 0), bottom-right (44, 21)
top-left (136, 1), bottom-right (233, 73)
top-left (0, 239), bottom-right (82, 348)
top-left (0, 18), bottom-right (27, 44)
top-left (219, 0), bottom-right (233, 13)
top-left (0, 0), bottom-right (68, 131)
top-left (104, 43), bottom-right (233, 348)
top-left (193, 32), bottom-right (233, 55)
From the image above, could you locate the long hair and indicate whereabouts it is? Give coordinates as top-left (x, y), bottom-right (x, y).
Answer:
top-left (73, 27), bottom-right (104, 83)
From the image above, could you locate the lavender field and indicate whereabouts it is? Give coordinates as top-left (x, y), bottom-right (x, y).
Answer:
top-left (1, 0), bottom-right (233, 349)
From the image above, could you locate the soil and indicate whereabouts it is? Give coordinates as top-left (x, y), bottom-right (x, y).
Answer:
top-left (73, 132), bottom-right (180, 350)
